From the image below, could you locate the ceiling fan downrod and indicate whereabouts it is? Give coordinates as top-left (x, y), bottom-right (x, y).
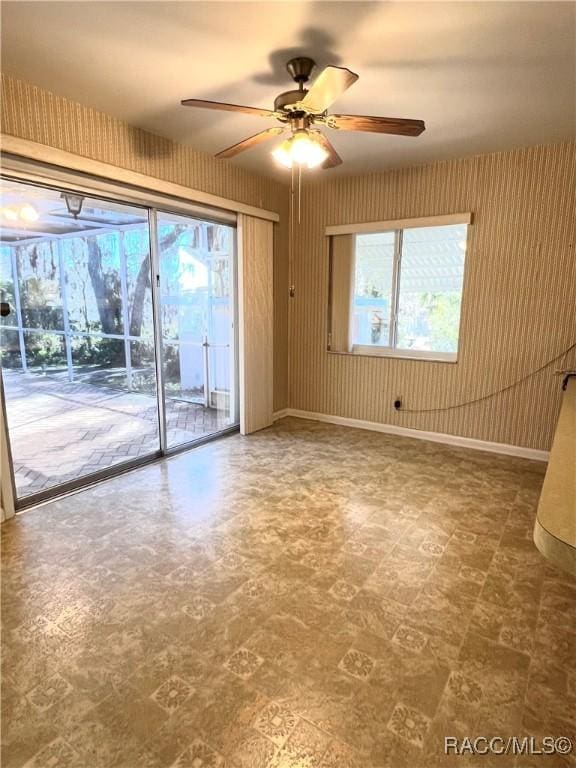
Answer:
top-left (286, 57), bottom-right (316, 90)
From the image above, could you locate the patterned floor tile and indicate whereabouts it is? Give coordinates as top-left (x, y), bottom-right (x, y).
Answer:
top-left (275, 719), bottom-right (332, 767)
top-left (228, 729), bottom-right (276, 768)
top-left (338, 649), bottom-right (375, 681)
top-left (253, 701), bottom-right (298, 747)
top-left (319, 739), bottom-right (363, 768)
top-left (171, 738), bottom-right (224, 768)
top-left (328, 580), bottom-right (360, 602)
top-left (2, 417), bottom-right (574, 768)
top-left (151, 675), bottom-right (194, 714)
top-left (22, 737), bottom-right (81, 768)
top-left (224, 648), bottom-right (264, 680)
top-left (391, 625), bottom-right (428, 654)
top-left (386, 703), bottom-right (432, 748)
top-left (445, 671), bottom-right (483, 705)
top-left (26, 673), bottom-right (73, 711)
top-left (182, 597), bottom-right (216, 622)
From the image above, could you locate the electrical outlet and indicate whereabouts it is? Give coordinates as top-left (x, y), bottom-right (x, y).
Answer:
top-left (394, 396), bottom-right (403, 410)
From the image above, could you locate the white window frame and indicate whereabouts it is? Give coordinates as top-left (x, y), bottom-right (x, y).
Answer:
top-left (331, 213), bottom-right (471, 363)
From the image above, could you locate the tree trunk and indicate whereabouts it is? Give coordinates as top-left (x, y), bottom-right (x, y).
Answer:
top-left (87, 239), bottom-right (122, 334)
top-left (128, 226), bottom-right (185, 337)
top-left (129, 258), bottom-right (150, 337)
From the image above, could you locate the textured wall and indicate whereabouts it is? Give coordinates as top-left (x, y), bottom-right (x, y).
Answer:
top-left (3, 75), bottom-right (575, 450)
top-left (0, 74), bottom-right (290, 410)
top-left (290, 141), bottom-right (576, 450)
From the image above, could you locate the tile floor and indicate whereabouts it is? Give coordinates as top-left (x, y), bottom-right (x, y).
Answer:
top-left (2, 371), bottom-right (227, 497)
top-left (2, 417), bottom-right (575, 767)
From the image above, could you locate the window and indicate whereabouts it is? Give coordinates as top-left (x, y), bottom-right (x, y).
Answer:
top-left (353, 231), bottom-right (395, 348)
top-left (329, 216), bottom-right (469, 361)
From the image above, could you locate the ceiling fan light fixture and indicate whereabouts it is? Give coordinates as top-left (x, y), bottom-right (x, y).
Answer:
top-left (272, 130), bottom-right (329, 170)
top-left (271, 138), bottom-right (293, 169)
top-left (291, 130), bottom-right (328, 168)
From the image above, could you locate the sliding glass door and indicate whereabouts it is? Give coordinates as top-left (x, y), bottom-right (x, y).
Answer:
top-left (155, 212), bottom-right (236, 450)
top-left (0, 176), bottom-right (238, 506)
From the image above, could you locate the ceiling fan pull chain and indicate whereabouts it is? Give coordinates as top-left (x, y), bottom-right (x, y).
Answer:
top-left (298, 164), bottom-right (302, 224)
top-left (289, 164), bottom-right (295, 298)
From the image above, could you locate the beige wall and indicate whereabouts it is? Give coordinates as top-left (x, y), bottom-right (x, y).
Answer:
top-left (0, 74), bottom-right (290, 411)
top-left (290, 141), bottom-right (576, 450)
top-left (2, 75), bottom-right (575, 452)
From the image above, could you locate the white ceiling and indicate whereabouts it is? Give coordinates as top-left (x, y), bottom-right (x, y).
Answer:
top-left (1, 1), bottom-right (575, 180)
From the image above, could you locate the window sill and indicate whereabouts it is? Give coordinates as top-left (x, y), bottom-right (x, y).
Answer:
top-left (328, 345), bottom-right (458, 363)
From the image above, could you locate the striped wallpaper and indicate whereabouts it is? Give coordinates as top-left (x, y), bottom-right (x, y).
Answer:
top-left (0, 74), bottom-right (290, 410)
top-left (2, 74), bottom-right (574, 450)
top-left (290, 141), bottom-right (576, 450)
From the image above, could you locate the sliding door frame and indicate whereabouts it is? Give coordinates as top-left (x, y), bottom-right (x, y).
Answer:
top-left (230, 227), bottom-right (240, 428)
top-left (152, 207), bottom-right (239, 455)
top-left (148, 208), bottom-right (168, 454)
top-left (0, 164), bottom-right (240, 511)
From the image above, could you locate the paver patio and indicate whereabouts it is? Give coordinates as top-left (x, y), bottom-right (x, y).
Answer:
top-left (2, 370), bottom-right (229, 498)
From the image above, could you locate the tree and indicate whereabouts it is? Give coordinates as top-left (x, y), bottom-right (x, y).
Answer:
top-left (128, 225), bottom-right (185, 337)
top-left (129, 256), bottom-right (151, 338)
top-left (87, 239), bottom-right (122, 334)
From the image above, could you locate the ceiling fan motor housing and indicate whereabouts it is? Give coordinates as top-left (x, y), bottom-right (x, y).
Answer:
top-left (274, 89), bottom-right (309, 113)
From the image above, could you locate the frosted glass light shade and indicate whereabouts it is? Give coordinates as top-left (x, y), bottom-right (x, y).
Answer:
top-left (272, 130), bottom-right (328, 170)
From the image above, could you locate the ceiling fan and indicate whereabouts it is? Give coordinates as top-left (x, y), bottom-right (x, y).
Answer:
top-left (181, 57), bottom-right (425, 170)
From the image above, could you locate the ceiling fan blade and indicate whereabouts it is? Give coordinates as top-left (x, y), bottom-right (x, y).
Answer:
top-left (311, 131), bottom-right (343, 168)
top-left (327, 114), bottom-right (425, 136)
top-left (215, 127), bottom-right (285, 159)
top-left (181, 98), bottom-right (278, 118)
top-left (301, 66), bottom-right (359, 113)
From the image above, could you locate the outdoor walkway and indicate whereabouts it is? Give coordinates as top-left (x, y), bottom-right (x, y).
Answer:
top-left (2, 371), bottom-right (226, 498)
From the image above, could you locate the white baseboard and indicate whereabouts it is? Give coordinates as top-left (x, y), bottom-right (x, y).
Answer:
top-left (272, 408), bottom-right (549, 462)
